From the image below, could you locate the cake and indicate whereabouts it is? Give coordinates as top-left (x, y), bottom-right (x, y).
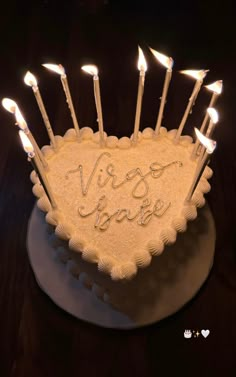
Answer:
top-left (2, 52), bottom-right (220, 320)
top-left (30, 126), bottom-right (213, 313)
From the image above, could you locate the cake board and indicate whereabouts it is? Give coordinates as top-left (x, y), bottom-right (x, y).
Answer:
top-left (27, 203), bottom-right (216, 329)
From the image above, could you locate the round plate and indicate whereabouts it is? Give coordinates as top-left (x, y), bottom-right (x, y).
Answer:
top-left (27, 203), bottom-right (215, 329)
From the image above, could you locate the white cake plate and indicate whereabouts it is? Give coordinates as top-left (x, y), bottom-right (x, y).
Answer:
top-left (27, 203), bottom-right (215, 329)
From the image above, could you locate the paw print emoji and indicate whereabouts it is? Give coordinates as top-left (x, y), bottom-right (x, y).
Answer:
top-left (184, 330), bottom-right (192, 339)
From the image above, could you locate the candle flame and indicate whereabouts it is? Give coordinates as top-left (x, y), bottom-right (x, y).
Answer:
top-left (2, 98), bottom-right (19, 114)
top-left (42, 63), bottom-right (65, 75)
top-left (149, 47), bottom-right (173, 69)
top-left (137, 46), bottom-right (147, 72)
top-left (205, 80), bottom-right (223, 94)
top-left (207, 107), bottom-right (219, 124)
top-left (195, 128), bottom-right (216, 154)
top-left (19, 130), bottom-right (34, 154)
top-left (24, 71), bottom-right (38, 87)
top-left (180, 69), bottom-right (208, 81)
top-left (81, 65), bottom-right (98, 76)
top-left (15, 108), bottom-right (28, 130)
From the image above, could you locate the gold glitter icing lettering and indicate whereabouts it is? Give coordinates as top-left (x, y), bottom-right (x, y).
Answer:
top-left (65, 152), bottom-right (111, 196)
top-left (78, 196), bottom-right (171, 231)
top-left (65, 152), bottom-right (182, 199)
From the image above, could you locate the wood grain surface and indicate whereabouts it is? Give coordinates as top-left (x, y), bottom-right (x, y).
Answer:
top-left (0, 1), bottom-right (235, 376)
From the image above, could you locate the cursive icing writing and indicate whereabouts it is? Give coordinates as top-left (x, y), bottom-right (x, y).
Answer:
top-left (78, 195), bottom-right (171, 231)
top-left (65, 152), bottom-right (111, 196)
top-left (65, 152), bottom-right (183, 199)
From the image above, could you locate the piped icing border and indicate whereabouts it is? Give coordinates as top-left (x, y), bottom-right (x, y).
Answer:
top-left (31, 127), bottom-right (213, 281)
top-left (50, 241), bottom-right (111, 305)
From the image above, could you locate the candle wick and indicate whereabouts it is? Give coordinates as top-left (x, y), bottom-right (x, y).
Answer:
top-left (28, 151), bottom-right (35, 159)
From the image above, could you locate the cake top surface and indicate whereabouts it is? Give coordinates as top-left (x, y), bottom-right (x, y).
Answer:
top-left (32, 126), bottom-right (212, 280)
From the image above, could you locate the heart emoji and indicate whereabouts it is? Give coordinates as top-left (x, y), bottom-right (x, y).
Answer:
top-left (201, 329), bottom-right (210, 338)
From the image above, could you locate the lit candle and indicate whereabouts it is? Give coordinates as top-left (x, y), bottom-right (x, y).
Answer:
top-left (2, 98), bottom-right (18, 114)
top-left (24, 71), bottom-right (56, 149)
top-left (192, 80), bottom-right (222, 158)
top-left (132, 47), bottom-right (147, 144)
top-left (2, 98), bottom-right (48, 168)
top-left (205, 108), bottom-right (219, 138)
top-left (205, 80), bottom-right (223, 105)
top-left (81, 64), bottom-right (105, 147)
top-left (19, 130), bottom-right (57, 209)
top-left (150, 47), bottom-right (173, 136)
top-left (175, 69), bottom-right (208, 142)
top-left (185, 128), bottom-right (216, 202)
top-left (42, 63), bottom-right (80, 139)
top-left (15, 107), bottom-right (48, 169)
top-left (198, 107), bottom-right (219, 160)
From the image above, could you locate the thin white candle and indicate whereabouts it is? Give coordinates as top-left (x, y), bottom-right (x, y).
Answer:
top-left (150, 47), bottom-right (173, 136)
top-left (2, 98), bottom-right (48, 168)
top-left (198, 107), bottom-right (219, 160)
top-left (19, 130), bottom-right (57, 209)
top-left (42, 63), bottom-right (80, 139)
top-left (185, 128), bottom-right (216, 202)
top-left (175, 69), bottom-right (208, 142)
top-left (81, 65), bottom-right (105, 147)
top-left (132, 47), bottom-right (147, 145)
top-left (15, 108), bottom-right (48, 168)
top-left (24, 71), bottom-right (57, 149)
top-left (205, 80), bottom-right (223, 109)
top-left (192, 80), bottom-right (222, 158)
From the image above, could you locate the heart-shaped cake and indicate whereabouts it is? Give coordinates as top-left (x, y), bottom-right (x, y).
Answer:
top-left (31, 126), bottom-right (212, 281)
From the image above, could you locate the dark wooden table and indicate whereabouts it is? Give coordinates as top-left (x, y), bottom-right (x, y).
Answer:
top-left (0, 1), bottom-right (235, 376)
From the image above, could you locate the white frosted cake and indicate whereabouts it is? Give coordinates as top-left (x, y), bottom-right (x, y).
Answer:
top-left (30, 126), bottom-right (213, 312)
top-left (2, 53), bottom-right (221, 322)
